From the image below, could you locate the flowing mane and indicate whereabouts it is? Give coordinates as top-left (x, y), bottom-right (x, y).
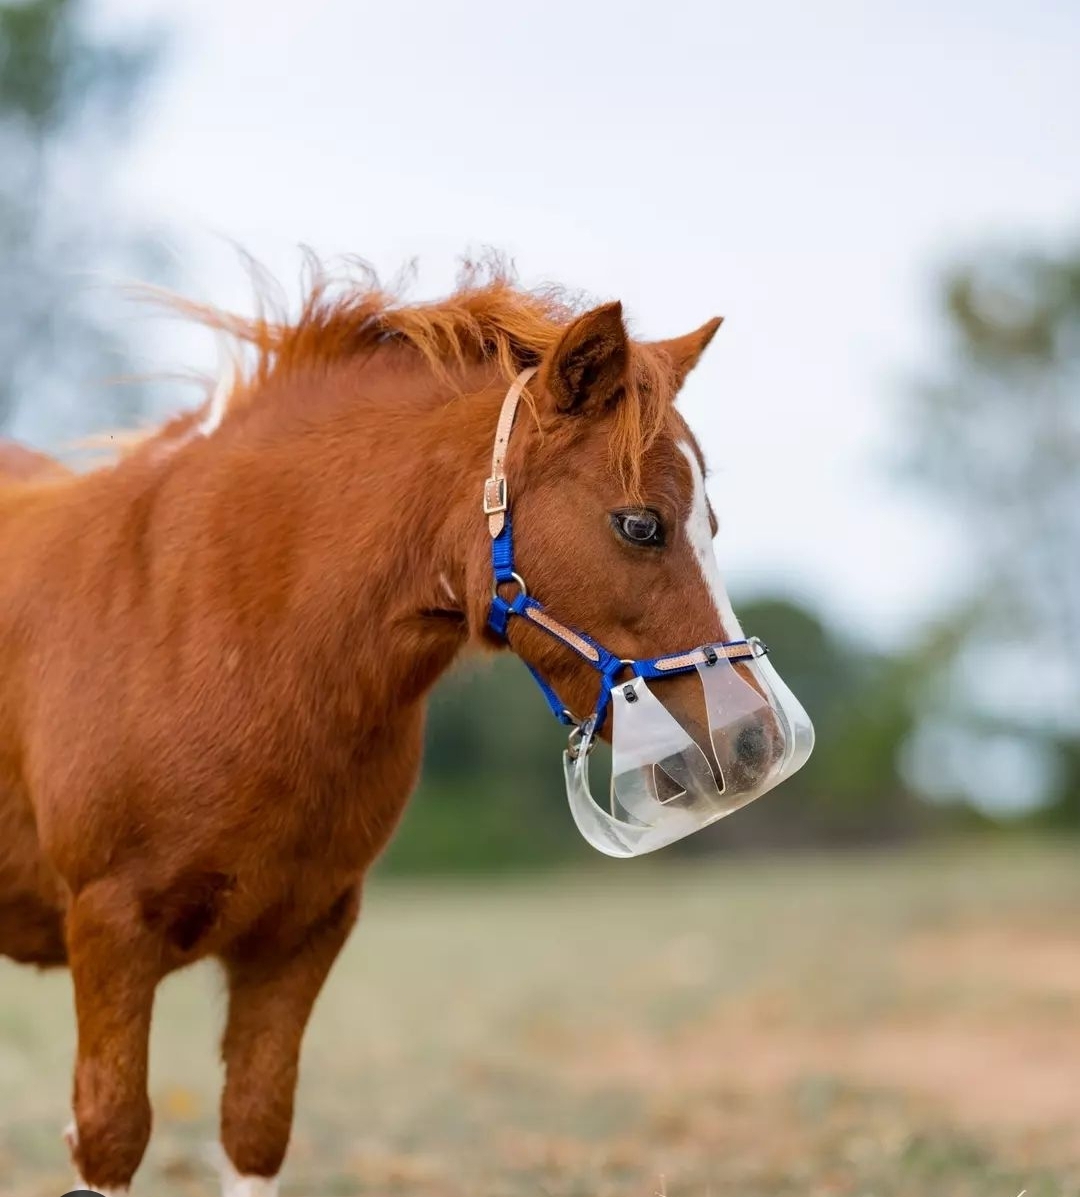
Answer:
top-left (160, 256), bottom-right (677, 495)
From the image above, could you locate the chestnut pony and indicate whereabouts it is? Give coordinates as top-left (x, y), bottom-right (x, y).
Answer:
top-left (0, 265), bottom-right (741, 1195)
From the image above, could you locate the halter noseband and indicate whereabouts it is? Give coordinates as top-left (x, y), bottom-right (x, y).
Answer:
top-left (484, 368), bottom-right (759, 735)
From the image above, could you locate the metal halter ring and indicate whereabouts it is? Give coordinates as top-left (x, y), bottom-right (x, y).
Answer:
top-left (567, 714), bottom-right (598, 761)
top-left (491, 571), bottom-right (528, 599)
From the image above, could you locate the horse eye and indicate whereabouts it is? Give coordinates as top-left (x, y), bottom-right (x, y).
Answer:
top-left (612, 509), bottom-right (665, 547)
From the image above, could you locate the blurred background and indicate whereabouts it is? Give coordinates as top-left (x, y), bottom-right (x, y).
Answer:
top-left (1, 2), bottom-right (1078, 1195)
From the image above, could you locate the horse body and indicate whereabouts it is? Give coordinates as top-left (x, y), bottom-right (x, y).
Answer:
top-left (0, 349), bottom-right (492, 936)
top-left (0, 270), bottom-right (735, 1194)
top-left (0, 441), bottom-right (72, 965)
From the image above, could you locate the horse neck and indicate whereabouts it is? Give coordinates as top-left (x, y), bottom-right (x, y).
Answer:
top-left (167, 351), bottom-right (501, 714)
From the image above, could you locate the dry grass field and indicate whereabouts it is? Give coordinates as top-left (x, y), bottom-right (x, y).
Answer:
top-left (2, 840), bottom-right (1079, 1196)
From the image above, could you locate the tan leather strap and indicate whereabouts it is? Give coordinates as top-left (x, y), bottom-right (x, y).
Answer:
top-left (652, 643), bottom-right (755, 671)
top-left (524, 605), bottom-right (601, 663)
top-left (484, 367), bottom-right (537, 538)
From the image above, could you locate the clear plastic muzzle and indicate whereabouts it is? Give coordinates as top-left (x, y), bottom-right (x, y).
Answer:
top-left (563, 643), bottom-right (814, 857)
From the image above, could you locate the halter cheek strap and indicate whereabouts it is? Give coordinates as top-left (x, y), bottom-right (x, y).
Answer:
top-left (483, 368), bottom-right (532, 539)
top-left (483, 368), bottom-right (757, 731)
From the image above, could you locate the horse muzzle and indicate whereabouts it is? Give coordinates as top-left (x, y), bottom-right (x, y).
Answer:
top-left (563, 641), bottom-right (814, 857)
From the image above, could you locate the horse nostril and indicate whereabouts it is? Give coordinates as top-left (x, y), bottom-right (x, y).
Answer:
top-left (731, 721), bottom-right (785, 790)
top-left (735, 724), bottom-right (768, 771)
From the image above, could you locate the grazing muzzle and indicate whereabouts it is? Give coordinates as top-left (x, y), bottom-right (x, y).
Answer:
top-left (484, 369), bottom-right (814, 857)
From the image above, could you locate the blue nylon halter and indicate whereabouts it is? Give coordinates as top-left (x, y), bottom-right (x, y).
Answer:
top-left (483, 371), bottom-right (755, 733)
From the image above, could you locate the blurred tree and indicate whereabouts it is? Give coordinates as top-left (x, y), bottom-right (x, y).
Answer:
top-left (384, 655), bottom-right (586, 874)
top-left (902, 242), bottom-right (1080, 823)
top-left (0, 0), bottom-right (162, 443)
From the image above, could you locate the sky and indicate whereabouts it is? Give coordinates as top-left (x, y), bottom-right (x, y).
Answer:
top-left (89, 0), bottom-right (1080, 647)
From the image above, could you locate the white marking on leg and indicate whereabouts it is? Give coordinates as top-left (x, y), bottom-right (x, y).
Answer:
top-left (218, 1143), bottom-right (280, 1197)
top-left (677, 441), bottom-right (744, 640)
top-left (222, 1177), bottom-right (278, 1197)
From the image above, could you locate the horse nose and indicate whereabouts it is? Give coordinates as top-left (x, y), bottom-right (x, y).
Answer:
top-left (654, 675), bottom-right (781, 790)
top-left (723, 714), bottom-right (782, 790)
top-left (675, 713), bottom-right (777, 791)
top-left (735, 723), bottom-right (769, 773)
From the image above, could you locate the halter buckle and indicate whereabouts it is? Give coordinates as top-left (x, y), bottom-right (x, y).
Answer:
top-left (482, 476), bottom-right (508, 515)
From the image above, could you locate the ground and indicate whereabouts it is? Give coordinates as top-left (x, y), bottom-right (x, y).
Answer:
top-left (1, 840), bottom-right (1078, 1196)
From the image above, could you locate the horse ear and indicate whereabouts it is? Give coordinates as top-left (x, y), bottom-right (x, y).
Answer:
top-left (652, 316), bottom-right (723, 390)
top-left (538, 301), bottom-right (630, 415)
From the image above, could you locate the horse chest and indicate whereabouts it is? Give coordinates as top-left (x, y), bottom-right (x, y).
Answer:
top-left (216, 710), bottom-right (425, 866)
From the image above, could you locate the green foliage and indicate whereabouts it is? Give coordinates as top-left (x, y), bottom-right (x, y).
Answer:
top-left (0, 0), bottom-right (152, 133)
top-left (0, 0), bottom-right (163, 437)
top-left (383, 656), bottom-right (592, 873)
top-left (903, 240), bottom-right (1080, 822)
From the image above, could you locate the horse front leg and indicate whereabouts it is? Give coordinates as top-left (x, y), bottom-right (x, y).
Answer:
top-left (217, 885), bottom-right (360, 1197)
top-left (65, 880), bottom-right (164, 1194)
